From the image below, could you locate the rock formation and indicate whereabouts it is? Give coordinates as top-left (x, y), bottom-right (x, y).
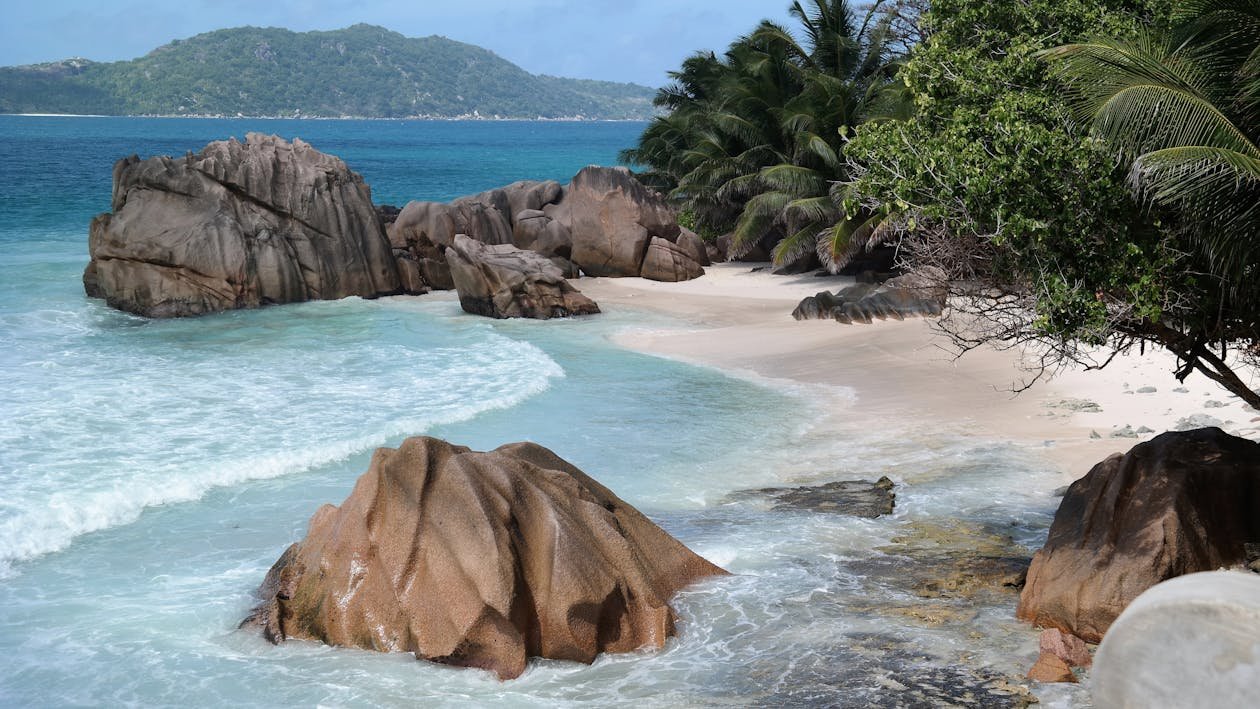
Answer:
top-left (640, 237), bottom-right (705, 282)
top-left (675, 227), bottom-right (711, 267)
top-left (88, 136), bottom-right (706, 318)
top-left (564, 166), bottom-right (677, 277)
top-left (84, 133), bottom-right (406, 317)
top-left (244, 436), bottom-right (727, 680)
top-left (1017, 428), bottom-right (1260, 643)
top-left (389, 167), bottom-right (704, 284)
top-left (728, 477), bottom-right (896, 518)
top-left (445, 235), bottom-right (599, 319)
top-left (793, 269), bottom-right (947, 324)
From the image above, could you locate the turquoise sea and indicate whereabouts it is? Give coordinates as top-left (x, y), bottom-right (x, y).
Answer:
top-left (0, 116), bottom-right (1081, 707)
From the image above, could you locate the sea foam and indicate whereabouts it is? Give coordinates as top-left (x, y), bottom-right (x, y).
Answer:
top-left (0, 304), bottom-right (564, 576)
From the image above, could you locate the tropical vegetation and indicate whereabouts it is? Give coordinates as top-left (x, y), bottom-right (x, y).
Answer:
top-left (0, 24), bottom-right (655, 119)
top-left (632, 0), bottom-right (1260, 405)
top-left (620, 0), bottom-right (913, 270)
top-left (842, 0), bottom-right (1260, 408)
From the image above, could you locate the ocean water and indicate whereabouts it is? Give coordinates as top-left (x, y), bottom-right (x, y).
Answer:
top-left (0, 116), bottom-right (1082, 707)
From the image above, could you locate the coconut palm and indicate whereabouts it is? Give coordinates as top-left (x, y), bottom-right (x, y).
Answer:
top-left (1043, 1), bottom-right (1260, 293)
top-left (622, 0), bottom-right (909, 268)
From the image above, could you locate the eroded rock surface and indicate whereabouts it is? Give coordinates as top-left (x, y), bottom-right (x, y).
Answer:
top-left (446, 235), bottom-right (599, 319)
top-left (244, 436), bottom-right (726, 679)
top-left (729, 477), bottom-right (896, 518)
top-left (564, 166), bottom-right (699, 279)
top-left (1017, 428), bottom-right (1260, 643)
top-left (85, 133), bottom-right (404, 317)
top-left (792, 269), bottom-right (947, 324)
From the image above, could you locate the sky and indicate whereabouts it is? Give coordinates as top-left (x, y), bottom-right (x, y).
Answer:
top-left (0, 1), bottom-right (800, 87)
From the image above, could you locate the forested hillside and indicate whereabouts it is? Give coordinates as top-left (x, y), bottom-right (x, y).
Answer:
top-left (0, 24), bottom-right (656, 119)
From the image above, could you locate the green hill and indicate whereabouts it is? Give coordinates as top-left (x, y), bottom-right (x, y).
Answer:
top-left (0, 24), bottom-right (656, 119)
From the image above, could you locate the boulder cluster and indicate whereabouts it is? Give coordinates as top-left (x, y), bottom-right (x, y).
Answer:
top-left (386, 165), bottom-right (707, 293)
top-left (84, 135), bottom-right (706, 319)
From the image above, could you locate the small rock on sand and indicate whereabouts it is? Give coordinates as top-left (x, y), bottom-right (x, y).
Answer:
top-left (1174, 414), bottom-right (1225, 430)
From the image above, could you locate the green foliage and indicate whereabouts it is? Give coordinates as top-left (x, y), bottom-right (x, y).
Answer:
top-left (846, 0), bottom-right (1260, 406)
top-left (1044, 4), bottom-right (1260, 302)
top-left (0, 25), bottom-right (655, 119)
top-left (622, 1), bottom-right (909, 266)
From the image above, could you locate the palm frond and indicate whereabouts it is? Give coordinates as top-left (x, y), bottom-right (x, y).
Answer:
top-left (1132, 145), bottom-right (1260, 283)
top-left (772, 222), bottom-right (827, 265)
top-left (757, 164), bottom-right (828, 196)
top-left (783, 195), bottom-right (838, 223)
top-left (1044, 36), bottom-right (1259, 160)
top-left (732, 191), bottom-right (793, 255)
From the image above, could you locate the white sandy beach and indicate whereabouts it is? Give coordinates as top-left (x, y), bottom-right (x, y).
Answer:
top-left (581, 263), bottom-right (1260, 481)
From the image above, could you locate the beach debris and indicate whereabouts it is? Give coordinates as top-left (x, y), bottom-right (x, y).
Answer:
top-left (727, 476), bottom-right (896, 517)
top-left (1089, 430), bottom-right (1102, 439)
top-left (243, 436), bottom-right (726, 680)
top-left (1017, 428), bottom-right (1260, 643)
top-left (1136, 426), bottom-right (1155, 434)
top-left (84, 133), bottom-right (409, 317)
top-left (1204, 400), bottom-right (1226, 408)
top-left (446, 235), bottom-right (600, 319)
top-left (1109, 425), bottom-right (1139, 438)
top-left (1136, 386), bottom-right (1158, 394)
top-left (1173, 387), bottom-right (1190, 393)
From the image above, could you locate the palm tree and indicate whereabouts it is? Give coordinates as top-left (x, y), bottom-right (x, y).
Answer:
top-left (621, 0), bottom-right (908, 268)
top-left (1042, 1), bottom-right (1260, 294)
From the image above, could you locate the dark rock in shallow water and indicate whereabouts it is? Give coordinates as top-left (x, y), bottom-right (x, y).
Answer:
top-left (85, 133), bottom-right (403, 317)
top-left (243, 436), bottom-right (726, 680)
top-left (730, 476), bottom-right (896, 518)
top-left (1017, 427), bottom-right (1260, 643)
top-left (446, 235), bottom-right (599, 319)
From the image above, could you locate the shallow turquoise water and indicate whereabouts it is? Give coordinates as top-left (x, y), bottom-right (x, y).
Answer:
top-left (0, 116), bottom-right (1082, 707)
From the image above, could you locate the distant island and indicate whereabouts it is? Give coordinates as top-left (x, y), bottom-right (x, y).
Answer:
top-left (0, 24), bottom-right (657, 120)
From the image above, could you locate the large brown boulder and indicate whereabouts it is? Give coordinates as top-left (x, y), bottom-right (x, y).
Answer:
top-left (563, 166), bottom-right (688, 278)
top-left (244, 436), bottom-right (727, 680)
top-left (640, 237), bottom-right (705, 282)
top-left (446, 235), bottom-right (599, 319)
top-left (503, 179), bottom-right (564, 219)
top-left (1017, 428), bottom-right (1260, 643)
top-left (675, 227), bottom-right (711, 267)
top-left (85, 133), bottom-right (403, 317)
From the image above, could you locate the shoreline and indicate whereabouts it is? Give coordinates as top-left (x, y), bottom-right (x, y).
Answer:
top-left (580, 263), bottom-right (1260, 480)
top-left (1, 113), bottom-right (651, 122)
